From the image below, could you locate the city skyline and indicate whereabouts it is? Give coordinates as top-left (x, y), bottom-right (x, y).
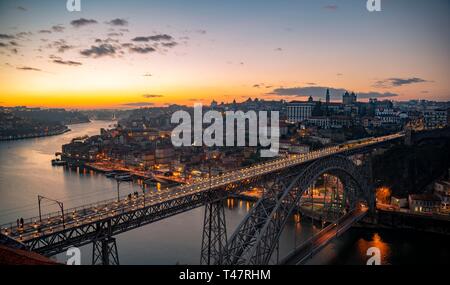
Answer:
top-left (0, 0), bottom-right (449, 109)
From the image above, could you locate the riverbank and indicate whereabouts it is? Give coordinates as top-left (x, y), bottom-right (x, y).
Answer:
top-left (0, 127), bottom-right (71, 142)
top-left (355, 209), bottom-right (450, 235)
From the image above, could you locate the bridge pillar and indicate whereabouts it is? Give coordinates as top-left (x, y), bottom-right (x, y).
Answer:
top-left (200, 199), bottom-right (228, 265)
top-left (92, 237), bottom-right (120, 265)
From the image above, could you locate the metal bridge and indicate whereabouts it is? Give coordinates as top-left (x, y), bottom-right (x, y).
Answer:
top-left (0, 133), bottom-right (404, 265)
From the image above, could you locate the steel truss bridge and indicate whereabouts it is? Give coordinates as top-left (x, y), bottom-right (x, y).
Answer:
top-left (0, 133), bottom-right (404, 265)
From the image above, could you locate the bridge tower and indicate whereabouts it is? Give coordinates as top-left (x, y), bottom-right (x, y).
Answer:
top-left (200, 198), bottom-right (228, 265)
top-left (92, 237), bottom-right (120, 265)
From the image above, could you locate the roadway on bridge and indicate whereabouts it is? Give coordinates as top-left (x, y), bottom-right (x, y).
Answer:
top-left (280, 207), bottom-right (368, 265)
top-left (0, 133), bottom-right (402, 245)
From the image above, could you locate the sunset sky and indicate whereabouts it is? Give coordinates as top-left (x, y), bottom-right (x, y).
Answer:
top-left (0, 0), bottom-right (449, 109)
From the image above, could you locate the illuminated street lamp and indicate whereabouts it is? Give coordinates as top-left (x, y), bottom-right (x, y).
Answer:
top-left (37, 195), bottom-right (65, 229)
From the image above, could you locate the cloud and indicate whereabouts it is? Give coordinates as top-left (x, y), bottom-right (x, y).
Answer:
top-left (253, 84), bottom-right (261, 88)
top-left (16, 32), bottom-right (33, 38)
top-left (52, 25), bottom-right (65, 33)
top-left (71, 18), bottom-right (98, 28)
top-left (274, 47), bottom-right (283, 51)
top-left (132, 34), bottom-right (173, 42)
top-left (50, 39), bottom-right (73, 53)
top-left (0, 43), bottom-right (7, 48)
top-left (107, 32), bottom-right (123, 37)
top-left (269, 86), bottom-right (398, 100)
top-left (39, 30), bottom-right (52, 34)
top-left (122, 102), bottom-right (154, 107)
top-left (162, 42), bottom-right (178, 48)
top-left (143, 73), bottom-right (152, 77)
top-left (129, 46), bottom-right (156, 54)
top-left (373, 77), bottom-right (430, 88)
top-left (17, 66), bottom-right (41, 72)
top-left (16, 6), bottom-right (27, 11)
top-left (0, 34), bottom-right (15, 39)
top-left (52, 59), bottom-right (82, 66)
top-left (323, 5), bottom-right (338, 11)
top-left (80, 44), bottom-right (116, 57)
top-left (107, 18), bottom-right (128, 26)
top-left (142, 94), bottom-right (163, 98)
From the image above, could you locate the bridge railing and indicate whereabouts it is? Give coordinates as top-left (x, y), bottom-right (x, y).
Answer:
top-left (0, 188), bottom-right (176, 232)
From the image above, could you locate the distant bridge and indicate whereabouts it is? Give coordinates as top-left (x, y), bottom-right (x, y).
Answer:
top-left (1, 133), bottom-right (404, 265)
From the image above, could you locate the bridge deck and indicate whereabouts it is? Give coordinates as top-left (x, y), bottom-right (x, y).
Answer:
top-left (280, 207), bottom-right (368, 265)
top-left (0, 133), bottom-right (402, 251)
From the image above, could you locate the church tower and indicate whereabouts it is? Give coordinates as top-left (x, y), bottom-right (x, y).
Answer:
top-left (325, 89), bottom-right (330, 116)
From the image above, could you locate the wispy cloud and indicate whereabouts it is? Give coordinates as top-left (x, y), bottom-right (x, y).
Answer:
top-left (132, 34), bottom-right (173, 42)
top-left (49, 39), bottom-right (73, 53)
top-left (71, 18), bottom-right (98, 28)
top-left (52, 25), bottom-right (65, 33)
top-left (269, 86), bottom-right (398, 100)
top-left (129, 46), bottom-right (156, 54)
top-left (373, 77), bottom-right (430, 88)
top-left (142, 94), bottom-right (163, 98)
top-left (122, 102), bottom-right (154, 107)
top-left (17, 66), bottom-right (41, 72)
top-left (106, 18), bottom-right (128, 26)
top-left (0, 34), bottom-right (15, 40)
top-left (52, 59), bottom-right (82, 66)
top-left (80, 44), bottom-right (116, 58)
top-left (323, 4), bottom-right (338, 11)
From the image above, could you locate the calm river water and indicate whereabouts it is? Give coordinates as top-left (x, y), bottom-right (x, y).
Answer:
top-left (0, 121), bottom-right (448, 265)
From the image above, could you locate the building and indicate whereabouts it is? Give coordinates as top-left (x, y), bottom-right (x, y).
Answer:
top-left (391, 196), bottom-right (408, 208)
top-left (362, 116), bottom-right (382, 129)
top-left (155, 147), bottom-right (175, 167)
top-left (375, 107), bottom-right (400, 125)
top-left (342, 91), bottom-right (357, 105)
top-left (423, 108), bottom-right (447, 129)
top-left (408, 194), bottom-right (441, 213)
top-left (434, 180), bottom-right (450, 211)
top-left (287, 98), bottom-right (315, 123)
top-left (307, 115), bottom-right (352, 129)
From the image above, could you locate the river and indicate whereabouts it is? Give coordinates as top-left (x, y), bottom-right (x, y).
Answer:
top-left (0, 121), bottom-right (448, 265)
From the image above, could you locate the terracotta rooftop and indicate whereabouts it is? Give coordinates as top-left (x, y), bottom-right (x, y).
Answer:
top-left (0, 245), bottom-right (61, 265)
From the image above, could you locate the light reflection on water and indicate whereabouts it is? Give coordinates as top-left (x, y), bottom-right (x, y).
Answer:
top-left (1, 121), bottom-right (448, 265)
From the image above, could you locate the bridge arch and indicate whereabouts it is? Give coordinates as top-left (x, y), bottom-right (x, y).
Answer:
top-left (223, 155), bottom-right (373, 265)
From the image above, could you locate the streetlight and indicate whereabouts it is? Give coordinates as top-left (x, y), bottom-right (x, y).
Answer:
top-left (141, 179), bottom-right (147, 207)
top-left (115, 179), bottom-right (121, 203)
top-left (37, 195), bottom-right (65, 229)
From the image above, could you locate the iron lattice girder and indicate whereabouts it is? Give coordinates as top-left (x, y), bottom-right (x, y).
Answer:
top-left (200, 197), bottom-right (228, 265)
top-left (27, 190), bottom-right (224, 256)
top-left (92, 237), bottom-right (120, 265)
top-left (222, 155), bottom-right (373, 265)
